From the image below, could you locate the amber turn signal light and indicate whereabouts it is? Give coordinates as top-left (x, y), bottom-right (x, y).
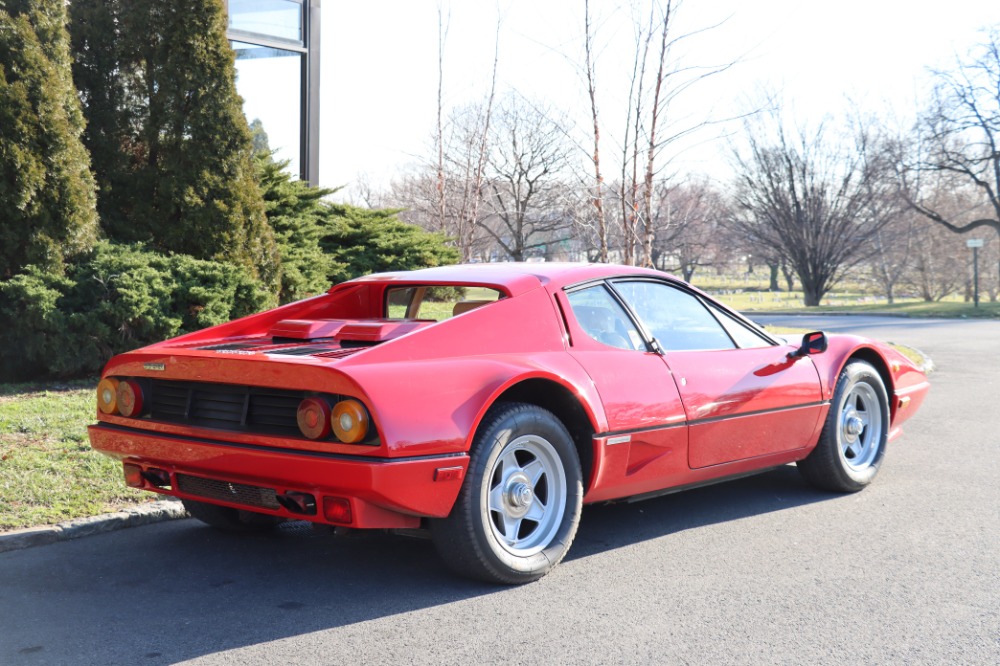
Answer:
top-left (297, 397), bottom-right (332, 440)
top-left (332, 399), bottom-right (369, 443)
top-left (116, 380), bottom-right (144, 418)
top-left (97, 378), bottom-right (120, 414)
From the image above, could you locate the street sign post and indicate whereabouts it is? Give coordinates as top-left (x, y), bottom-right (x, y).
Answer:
top-left (967, 239), bottom-right (984, 307)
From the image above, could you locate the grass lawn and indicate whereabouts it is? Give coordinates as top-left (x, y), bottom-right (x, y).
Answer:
top-left (695, 278), bottom-right (1000, 319)
top-left (0, 380), bottom-right (151, 531)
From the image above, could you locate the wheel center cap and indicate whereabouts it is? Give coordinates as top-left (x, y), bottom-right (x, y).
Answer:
top-left (510, 482), bottom-right (533, 508)
top-left (503, 472), bottom-right (534, 518)
top-left (845, 415), bottom-right (864, 437)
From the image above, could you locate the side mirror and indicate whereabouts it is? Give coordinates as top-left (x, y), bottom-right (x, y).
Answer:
top-left (791, 331), bottom-right (827, 358)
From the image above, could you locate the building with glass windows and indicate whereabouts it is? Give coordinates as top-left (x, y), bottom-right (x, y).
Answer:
top-left (224, 1), bottom-right (320, 184)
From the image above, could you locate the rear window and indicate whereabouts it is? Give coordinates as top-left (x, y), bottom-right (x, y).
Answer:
top-left (385, 286), bottom-right (504, 321)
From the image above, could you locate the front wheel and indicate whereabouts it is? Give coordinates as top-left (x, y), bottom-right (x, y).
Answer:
top-left (431, 402), bottom-right (583, 584)
top-left (798, 360), bottom-right (890, 492)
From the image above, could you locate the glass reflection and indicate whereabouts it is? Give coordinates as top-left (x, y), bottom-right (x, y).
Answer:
top-left (228, 0), bottom-right (302, 43)
top-left (232, 41), bottom-right (301, 176)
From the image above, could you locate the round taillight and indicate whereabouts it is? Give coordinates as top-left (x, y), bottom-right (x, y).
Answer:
top-left (332, 399), bottom-right (369, 444)
top-left (297, 397), bottom-right (332, 440)
top-left (116, 380), bottom-right (144, 418)
top-left (97, 378), bottom-right (120, 415)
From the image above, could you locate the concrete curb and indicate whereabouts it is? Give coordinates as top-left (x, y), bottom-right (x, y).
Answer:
top-left (0, 500), bottom-right (189, 554)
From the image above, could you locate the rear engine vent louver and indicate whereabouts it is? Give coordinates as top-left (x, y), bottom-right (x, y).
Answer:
top-left (149, 380), bottom-right (304, 435)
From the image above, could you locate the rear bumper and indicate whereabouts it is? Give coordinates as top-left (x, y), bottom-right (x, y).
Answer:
top-left (88, 423), bottom-right (468, 529)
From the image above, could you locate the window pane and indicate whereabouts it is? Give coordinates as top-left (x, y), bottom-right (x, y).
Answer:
top-left (567, 286), bottom-right (643, 350)
top-left (614, 281), bottom-right (735, 351)
top-left (709, 305), bottom-right (773, 349)
top-left (385, 286), bottom-right (503, 321)
top-left (232, 42), bottom-right (301, 176)
top-left (228, 0), bottom-right (302, 43)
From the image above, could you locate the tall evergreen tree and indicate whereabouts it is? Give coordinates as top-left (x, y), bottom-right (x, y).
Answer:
top-left (255, 153), bottom-right (335, 303)
top-left (69, 0), bottom-right (278, 292)
top-left (67, 0), bottom-right (137, 240)
top-left (0, 0), bottom-right (98, 278)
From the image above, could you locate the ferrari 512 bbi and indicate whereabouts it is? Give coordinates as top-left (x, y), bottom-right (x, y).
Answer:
top-left (89, 263), bottom-right (929, 583)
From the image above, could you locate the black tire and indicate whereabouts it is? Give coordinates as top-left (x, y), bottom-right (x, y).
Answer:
top-left (181, 499), bottom-right (282, 532)
top-left (431, 402), bottom-right (583, 584)
top-left (798, 360), bottom-right (890, 492)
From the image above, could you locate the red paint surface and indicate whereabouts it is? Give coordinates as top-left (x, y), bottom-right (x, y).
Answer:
top-left (88, 263), bottom-right (929, 527)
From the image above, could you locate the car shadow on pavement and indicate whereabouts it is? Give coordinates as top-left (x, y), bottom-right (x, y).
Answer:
top-left (0, 465), bottom-right (838, 665)
top-left (569, 464), bottom-right (832, 560)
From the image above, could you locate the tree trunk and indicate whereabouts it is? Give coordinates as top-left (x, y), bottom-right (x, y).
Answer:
top-left (802, 281), bottom-right (823, 307)
top-left (781, 262), bottom-right (795, 292)
top-left (767, 262), bottom-right (780, 291)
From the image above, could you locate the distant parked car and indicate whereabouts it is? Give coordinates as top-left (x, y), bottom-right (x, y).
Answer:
top-left (89, 263), bottom-right (929, 583)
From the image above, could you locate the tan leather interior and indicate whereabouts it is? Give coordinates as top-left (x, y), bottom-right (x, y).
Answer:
top-left (452, 300), bottom-right (494, 317)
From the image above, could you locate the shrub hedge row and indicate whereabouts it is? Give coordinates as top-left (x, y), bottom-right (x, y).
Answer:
top-left (0, 242), bottom-right (272, 381)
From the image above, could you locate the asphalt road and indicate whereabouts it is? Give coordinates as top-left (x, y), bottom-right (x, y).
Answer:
top-left (1, 316), bottom-right (997, 665)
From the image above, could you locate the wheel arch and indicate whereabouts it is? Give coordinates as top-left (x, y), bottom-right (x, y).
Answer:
top-left (844, 347), bottom-right (895, 419)
top-left (486, 378), bottom-right (597, 492)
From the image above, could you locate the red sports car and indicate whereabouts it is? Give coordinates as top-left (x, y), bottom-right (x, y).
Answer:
top-left (89, 263), bottom-right (929, 583)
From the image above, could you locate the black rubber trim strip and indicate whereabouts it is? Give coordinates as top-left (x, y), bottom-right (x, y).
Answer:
top-left (687, 400), bottom-right (830, 428)
top-left (90, 423), bottom-right (467, 464)
top-left (595, 400), bottom-right (830, 438)
top-left (597, 422), bottom-right (686, 438)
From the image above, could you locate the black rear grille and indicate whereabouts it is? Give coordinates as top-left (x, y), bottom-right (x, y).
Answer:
top-left (313, 348), bottom-right (363, 359)
top-left (196, 342), bottom-right (267, 351)
top-left (267, 345), bottom-right (339, 356)
top-left (149, 380), bottom-right (305, 435)
top-left (176, 474), bottom-right (280, 510)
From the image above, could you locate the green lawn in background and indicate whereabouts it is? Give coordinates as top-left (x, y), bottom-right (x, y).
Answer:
top-left (695, 277), bottom-right (1000, 318)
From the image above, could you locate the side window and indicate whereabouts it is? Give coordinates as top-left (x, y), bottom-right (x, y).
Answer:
top-left (567, 286), bottom-right (643, 351)
top-left (613, 281), bottom-right (735, 351)
top-left (708, 303), bottom-right (774, 349)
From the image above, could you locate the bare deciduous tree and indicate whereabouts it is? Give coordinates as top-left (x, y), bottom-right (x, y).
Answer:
top-left (583, 0), bottom-right (609, 262)
top-left (652, 179), bottom-right (726, 281)
top-left (481, 96), bottom-right (575, 261)
top-left (730, 110), bottom-right (898, 306)
top-left (909, 221), bottom-right (967, 301)
top-left (904, 28), bottom-right (1000, 283)
top-left (597, 0), bottom-right (735, 267)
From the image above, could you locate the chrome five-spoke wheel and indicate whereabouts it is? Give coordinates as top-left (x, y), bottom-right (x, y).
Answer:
top-left (487, 434), bottom-right (567, 557)
top-left (799, 360), bottom-right (890, 492)
top-left (838, 381), bottom-right (883, 471)
top-left (431, 402), bottom-right (582, 584)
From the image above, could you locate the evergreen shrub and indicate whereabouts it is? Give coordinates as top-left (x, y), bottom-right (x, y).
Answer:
top-left (0, 243), bottom-right (271, 381)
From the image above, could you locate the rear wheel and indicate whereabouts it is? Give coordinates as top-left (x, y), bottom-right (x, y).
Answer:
top-left (181, 499), bottom-right (282, 532)
top-left (432, 402), bottom-right (583, 584)
top-left (798, 360), bottom-right (889, 492)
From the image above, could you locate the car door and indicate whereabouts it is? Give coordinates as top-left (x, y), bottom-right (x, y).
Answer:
top-left (559, 284), bottom-right (690, 500)
top-left (610, 279), bottom-right (825, 469)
